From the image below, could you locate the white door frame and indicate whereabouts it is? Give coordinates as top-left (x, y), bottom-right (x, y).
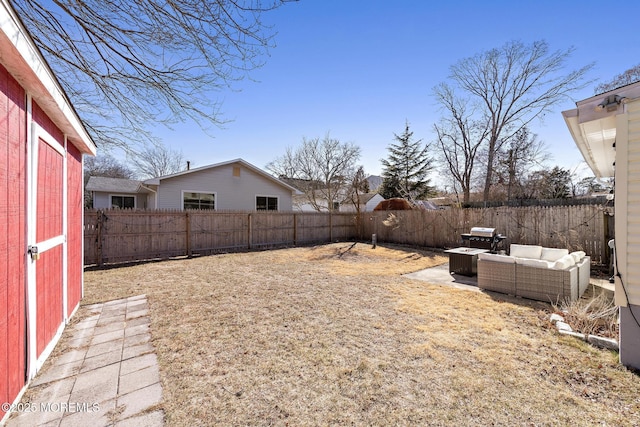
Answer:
top-left (25, 94), bottom-right (68, 379)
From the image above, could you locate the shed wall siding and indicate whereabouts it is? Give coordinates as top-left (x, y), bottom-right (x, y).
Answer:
top-left (67, 143), bottom-right (82, 316)
top-left (0, 63), bottom-right (27, 419)
top-left (157, 163), bottom-right (293, 210)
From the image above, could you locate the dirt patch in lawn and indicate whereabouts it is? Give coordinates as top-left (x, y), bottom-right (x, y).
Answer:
top-left (83, 243), bottom-right (640, 426)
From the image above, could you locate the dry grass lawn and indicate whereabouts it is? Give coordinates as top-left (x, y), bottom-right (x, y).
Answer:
top-left (83, 243), bottom-right (640, 426)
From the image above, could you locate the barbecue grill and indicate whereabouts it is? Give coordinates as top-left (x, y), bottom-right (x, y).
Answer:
top-left (460, 227), bottom-right (506, 253)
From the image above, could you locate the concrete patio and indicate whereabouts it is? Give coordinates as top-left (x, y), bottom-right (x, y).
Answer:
top-left (5, 295), bottom-right (164, 427)
top-left (404, 262), bottom-right (615, 297)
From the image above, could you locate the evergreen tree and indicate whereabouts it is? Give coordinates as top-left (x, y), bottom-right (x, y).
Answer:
top-left (542, 167), bottom-right (572, 199)
top-left (380, 122), bottom-right (434, 201)
top-left (527, 166), bottom-right (571, 199)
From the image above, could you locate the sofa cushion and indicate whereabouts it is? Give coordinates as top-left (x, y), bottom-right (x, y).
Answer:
top-left (570, 251), bottom-right (586, 263)
top-left (510, 244), bottom-right (543, 259)
top-left (514, 257), bottom-right (553, 269)
top-left (541, 247), bottom-right (569, 262)
top-left (478, 253), bottom-right (516, 263)
top-left (552, 254), bottom-right (576, 270)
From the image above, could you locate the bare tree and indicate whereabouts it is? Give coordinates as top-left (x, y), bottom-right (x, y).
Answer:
top-left (131, 143), bottom-right (187, 178)
top-left (83, 154), bottom-right (135, 207)
top-left (493, 127), bottom-right (550, 201)
top-left (595, 63), bottom-right (640, 94)
top-left (267, 134), bottom-right (361, 212)
top-left (84, 154), bottom-right (135, 181)
top-left (435, 40), bottom-right (593, 202)
top-left (347, 166), bottom-right (370, 209)
top-left (433, 84), bottom-right (490, 203)
top-left (347, 166), bottom-right (369, 237)
top-left (12, 0), bottom-right (292, 151)
top-left (572, 175), bottom-right (613, 196)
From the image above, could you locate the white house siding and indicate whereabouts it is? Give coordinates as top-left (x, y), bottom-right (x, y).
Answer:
top-left (156, 163), bottom-right (293, 211)
top-left (147, 191), bottom-right (157, 210)
top-left (92, 192), bottom-right (109, 209)
top-left (615, 99), bottom-right (640, 307)
top-left (563, 83), bottom-right (640, 371)
top-left (92, 192), bottom-right (147, 209)
top-left (615, 97), bottom-right (640, 369)
top-left (365, 194), bottom-right (385, 211)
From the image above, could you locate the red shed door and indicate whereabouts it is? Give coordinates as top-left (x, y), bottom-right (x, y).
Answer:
top-left (33, 133), bottom-right (65, 358)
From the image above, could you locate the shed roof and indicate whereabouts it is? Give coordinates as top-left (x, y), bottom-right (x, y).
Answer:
top-left (0, 1), bottom-right (96, 155)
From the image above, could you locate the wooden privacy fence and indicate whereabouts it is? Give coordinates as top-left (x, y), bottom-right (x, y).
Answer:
top-left (84, 204), bottom-right (612, 266)
top-left (83, 209), bottom-right (358, 266)
top-left (362, 204), bottom-right (612, 264)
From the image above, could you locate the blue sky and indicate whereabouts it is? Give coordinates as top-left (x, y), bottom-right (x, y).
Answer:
top-left (152, 0), bottom-right (640, 185)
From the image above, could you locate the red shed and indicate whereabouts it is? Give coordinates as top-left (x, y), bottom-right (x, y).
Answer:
top-left (0, 1), bottom-right (96, 421)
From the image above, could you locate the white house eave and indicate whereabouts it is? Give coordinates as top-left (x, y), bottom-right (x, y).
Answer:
top-left (0, 1), bottom-right (96, 156)
top-left (562, 109), bottom-right (616, 178)
top-left (563, 82), bottom-right (640, 179)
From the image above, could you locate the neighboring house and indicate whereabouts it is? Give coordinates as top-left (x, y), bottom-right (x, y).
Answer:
top-left (0, 1), bottom-right (97, 422)
top-left (344, 193), bottom-right (385, 212)
top-left (427, 196), bottom-right (456, 209)
top-left (86, 176), bottom-right (153, 209)
top-left (294, 192), bottom-right (384, 212)
top-left (414, 200), bottom-right (440, 210)
top-left (143, 159), bottom-right (296, 211)
top-left (360, 193), bottom-right (385, 212)
top-left (86, 159), bottom-right (297, 211)
top-left (292, 193), bottom-right (322, 212)
top-left (562, 81), bottom-right (640, 370)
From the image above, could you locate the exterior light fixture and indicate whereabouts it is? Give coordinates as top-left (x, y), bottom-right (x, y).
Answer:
top-left (595, 94), bottom-right (626, 112)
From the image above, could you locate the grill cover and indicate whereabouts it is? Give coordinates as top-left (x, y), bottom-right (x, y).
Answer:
top-left (470, 227), bottom-right (496, 237)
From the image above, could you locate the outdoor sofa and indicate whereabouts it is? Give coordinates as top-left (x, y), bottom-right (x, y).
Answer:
top-left (477, 244), bottom-right (590, 303)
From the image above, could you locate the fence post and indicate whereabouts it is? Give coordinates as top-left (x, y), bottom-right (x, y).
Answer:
top-left (248, 213), bottom-right (252, 250)
top-left (329, 211), bottom-right (333, 242)
top-left (96, 210), bottom-right (104, 267)
top-left (186, 211), bottom-right (192, 258)
top-left (293, 213), bottom-right (297, 246)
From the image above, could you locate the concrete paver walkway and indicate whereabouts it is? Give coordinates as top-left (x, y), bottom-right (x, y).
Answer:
top-left (6, 295), bottom-right (164, 427)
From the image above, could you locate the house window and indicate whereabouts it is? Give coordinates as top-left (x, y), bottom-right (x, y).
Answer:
top-left (233, 166), bottom-right (241, 177)
top-left (256, 196), bottom-right (278, 211)
top-left (184, 192), bottom-right (215, 210)
top-left (111, 195), bottom-right (135, 209)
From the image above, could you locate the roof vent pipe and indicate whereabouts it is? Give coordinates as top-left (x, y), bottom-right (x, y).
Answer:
top-left (187, 161), bottom-right (191, 170)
